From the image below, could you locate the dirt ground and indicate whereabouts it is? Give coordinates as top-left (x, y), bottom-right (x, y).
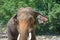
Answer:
top-left (0, 38), bottom-right (7, 40)
top-left (0, 36), bottom-right (60, 40)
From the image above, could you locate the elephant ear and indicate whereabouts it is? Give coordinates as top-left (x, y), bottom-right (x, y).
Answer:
top-left (34, 11), bottom-right (48, 25)
top-left (34, 11), bottom-right (45, 25)
top-left (34, 11), bottom-right (44, 17)
top-left (13, 14), bottom-right (18, 24)
top-left (33, 11), bottom-right (41, 25)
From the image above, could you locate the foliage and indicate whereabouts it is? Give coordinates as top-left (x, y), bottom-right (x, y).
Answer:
top-left (0, 0), bottom-right (60, 35)
top-left (48, 4), bottom-right (60, 34)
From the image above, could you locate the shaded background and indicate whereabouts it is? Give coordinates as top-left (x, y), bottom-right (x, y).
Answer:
top-left (0, 0), bottom-right (60, 35)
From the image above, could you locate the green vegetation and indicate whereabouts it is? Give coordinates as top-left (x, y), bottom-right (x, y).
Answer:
top-left (0, 0), bottom-right (60, 35)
